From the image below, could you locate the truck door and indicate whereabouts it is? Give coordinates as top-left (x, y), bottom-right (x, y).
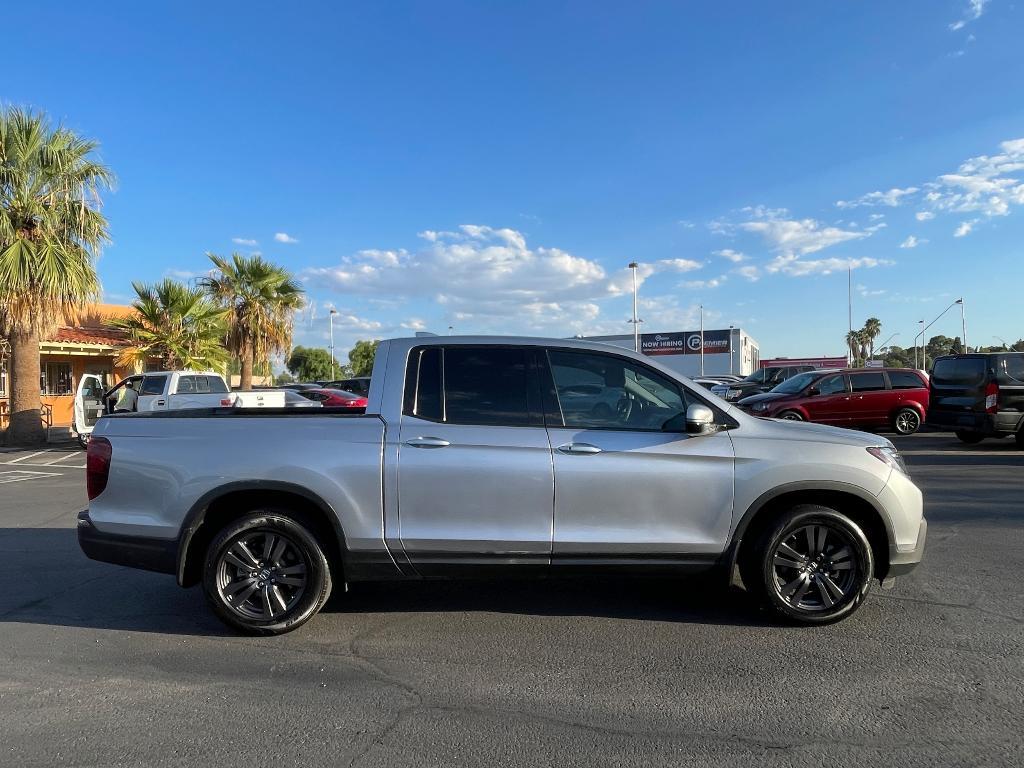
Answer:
top-left (396, 345), bottom-right (554, 573)
top-left (137, 374), bottom-right (170, 410)
top-left (542, 348), bottom-right (735, 560)
top-left (73, 374), bottom-right (105, 441)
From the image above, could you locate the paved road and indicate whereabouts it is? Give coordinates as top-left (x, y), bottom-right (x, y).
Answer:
top-left (1, 434), bottom-right (1022, 767)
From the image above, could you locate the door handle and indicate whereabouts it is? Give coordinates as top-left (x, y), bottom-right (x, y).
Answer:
top-left (405, 436), bottom-right (450, 449)
top-left (556, 442), bottom-right (602, 455)
top-left (156, 399), bottom-right (166, 406)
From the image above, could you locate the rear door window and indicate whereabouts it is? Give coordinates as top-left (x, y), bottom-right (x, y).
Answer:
top-left (998, 356), bottom-right (1024, 384)
top-left (888, 371), bottom-right (925, 389)
top-left (140, 375), bottom-right (167, 396)
top-left (932, 357), bottom-right (986, 386)
top-left (849, 372), bottom-right (886, 392)
top-left (444, 347), bottom-right (532, 426)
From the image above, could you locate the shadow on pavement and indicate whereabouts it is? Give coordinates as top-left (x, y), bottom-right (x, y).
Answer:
top-left (0, 527), bottom-right (773, 635)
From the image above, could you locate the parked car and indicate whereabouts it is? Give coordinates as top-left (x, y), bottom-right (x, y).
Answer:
top-left (298, 388), bottom-right (369, 408)
top-left (927, 352), bottom-right (1024, 446)
top-left (692, 377), bottom-right (728, 391)
top-left (278, 389), bottom-right (323, 408)
top-left (322, 376), bottom-right (371, 397)
top-left (279, 382), bottom-right (322, 392)
top-left (78, 336), bottom-right (925, 634)
top-left (711, 365), bottom-right (816, 402)
top-left (737, 368), bottom-right (929, 435)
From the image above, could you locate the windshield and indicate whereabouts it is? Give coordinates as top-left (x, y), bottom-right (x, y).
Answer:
top-left (771, 371), bottom-right (818, 394)
top-left (740, 369), bottom-right (767, 384)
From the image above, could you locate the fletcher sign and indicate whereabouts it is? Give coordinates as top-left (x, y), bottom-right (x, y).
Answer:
top-left (640, 330), bottom-right (731, 356)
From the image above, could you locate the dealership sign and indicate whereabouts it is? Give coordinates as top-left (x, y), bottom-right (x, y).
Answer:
top-left (640, 330), bottom-right (731, 356)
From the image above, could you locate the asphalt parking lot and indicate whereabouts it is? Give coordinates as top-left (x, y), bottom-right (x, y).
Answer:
top-left (1, 433), bottom-right (1022, 767)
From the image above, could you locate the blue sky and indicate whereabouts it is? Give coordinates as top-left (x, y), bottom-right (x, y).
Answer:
top-left (6, 1), bottom-right (1024, 360)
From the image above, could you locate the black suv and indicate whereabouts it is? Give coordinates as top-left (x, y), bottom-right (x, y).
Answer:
top-left (927, 352), bottom-right (1024, 446)
top-left (712, 365), bottom-right (815, 402)
top-left (322, 376), bottom-right (371, 397)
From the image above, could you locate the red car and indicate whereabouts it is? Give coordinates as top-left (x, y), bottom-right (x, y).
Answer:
top-left (736, 368), bottom-right (930, 434)
top-left (299, 388), bottom-right (368, 408)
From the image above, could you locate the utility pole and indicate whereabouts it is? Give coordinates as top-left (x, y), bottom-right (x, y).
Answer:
top-left (329, 309), bottom-right (338, 380)
top-left (958, 298), bottom-right (967, 352)
top-left (847, 266), bottom-right (853, 367)
top-left (628, 262), bottom-right (641, 352)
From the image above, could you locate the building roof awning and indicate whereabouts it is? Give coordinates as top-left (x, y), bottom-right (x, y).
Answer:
top-left (40, 326), bottom-right (130, 356)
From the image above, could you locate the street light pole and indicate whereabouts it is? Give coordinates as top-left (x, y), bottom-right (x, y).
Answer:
top-left (699, 304), bottom-right (705, 376)
top-left (957, 298), bottom-right (967, 352)
top-left (628, 262), bottom-right (641, 352)
top-left (915, 320), bottom-right (924, 370)
top-left (728, 324), bottom-right (734, 375)
top-left (329, 309), bottom-right (338, 380)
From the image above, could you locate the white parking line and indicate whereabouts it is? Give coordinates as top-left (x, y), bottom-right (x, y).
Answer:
top-left (0, 469), bottom-right (62, 484)
top-left (5, 450), bottom-right (51, 464)
top-left (41, 451), bottom-right (82, 465)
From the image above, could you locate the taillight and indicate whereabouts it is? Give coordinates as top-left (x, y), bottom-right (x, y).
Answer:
top-left (351, 397), bottom-right (368, 408)
top-left (984, 381), bottom-right (999, 414)
top-left (86, 437), bottom-right (112, 500)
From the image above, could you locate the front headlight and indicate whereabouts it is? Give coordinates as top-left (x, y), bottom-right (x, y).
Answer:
top-left (867, 446), bottom-right (908, 475)
top-left (752, 402), bottom-right (768, 412)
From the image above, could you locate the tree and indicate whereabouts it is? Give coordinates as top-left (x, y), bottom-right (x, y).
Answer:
top-left (347, 339), bottom-right (379, 377)
top-left (845, 331), bottom-right (861, 366)
top-left (0, 108), bottom-right (114, 444)
top-left (111, 280), bottom-right (228, 371)
top-left (201, 253), bottom-right (304, 391)
top-left (286, 346), bottom-right (334, 382)
top-left (862, 317), bottom-right (882, 359)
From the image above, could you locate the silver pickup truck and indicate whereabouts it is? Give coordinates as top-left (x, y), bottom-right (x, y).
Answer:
top-left (78, 335), bottom-right (926, 634)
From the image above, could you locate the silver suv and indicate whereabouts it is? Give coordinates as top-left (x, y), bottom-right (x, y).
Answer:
top-left (78, 336), bottom-right (926, 634)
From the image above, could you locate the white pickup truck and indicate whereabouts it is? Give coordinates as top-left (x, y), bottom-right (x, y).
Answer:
top-left (78, 335), bottom-right (926, 635)
top-left (73, 370), bottom-right (285, 445)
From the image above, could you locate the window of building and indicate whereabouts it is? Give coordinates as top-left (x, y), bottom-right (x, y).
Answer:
top-left (41, 362), bottom-right (73, 395)
top-left (0, 364), bottom-right (7, 397)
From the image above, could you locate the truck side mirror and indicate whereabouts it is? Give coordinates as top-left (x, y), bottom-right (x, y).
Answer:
top-left (685, 404), bottom-right (715, 434)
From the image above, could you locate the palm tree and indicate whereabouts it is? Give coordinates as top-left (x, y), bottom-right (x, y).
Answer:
top-left (0, 107), bottom-right (114, 444)
top-left (862, 317), bottom-right (882, 359)
top-left (201, 253), bottom-right (304, 390)
top-left (111, 280), bottom-right (228, 371)
top-left (845, 330), bottom-right (861, 364)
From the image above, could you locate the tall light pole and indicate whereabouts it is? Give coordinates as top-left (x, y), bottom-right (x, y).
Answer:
top-left (921, 317), bottom-right (929, 368)
top-left (628, 262), bottom-right (642, 352)
top-left (994, 335), bottom-right (1008, 349)
top-left (847, 266), bottom-right (854, 367)
top-left (329, 309), bottom-right (338, 380)
top-left (917, 298), bottom-right (964, 370)
top-left (957, 298), bottom-right (967, 352)
top-left (699, 304), bottom-right (705, 376)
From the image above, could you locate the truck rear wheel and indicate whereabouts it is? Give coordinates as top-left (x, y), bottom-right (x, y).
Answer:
top-left (743, 505), bottom-right (873, 624)
top-left (202, 511), bottom-right (332, 635)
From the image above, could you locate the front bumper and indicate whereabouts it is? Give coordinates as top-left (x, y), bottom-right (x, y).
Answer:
top-left (77, 510), bottom-right (177, 575)
top-left (887, 517), bottom-right (927, 577)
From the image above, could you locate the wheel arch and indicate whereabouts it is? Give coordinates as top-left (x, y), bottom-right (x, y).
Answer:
top-left (728, 482), bottom-right (894, 583)
top-left (177, 481), bottom-right (347, 588)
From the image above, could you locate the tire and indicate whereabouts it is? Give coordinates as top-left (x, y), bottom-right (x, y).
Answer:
top-left (778, 410), bottom-right (804, 421)
top-left (955, 430), bottom-right (985, 444)
top-left (202, 511), bottom-right (333, 635)
top-left (893, 407), bottom-right (921, 435)
top-left (77, 434), bottom-right (89, 450)
top-left (743, 505), bottom-right (873, 625)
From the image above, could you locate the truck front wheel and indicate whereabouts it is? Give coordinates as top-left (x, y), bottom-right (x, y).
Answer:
top-left (743, 505), bottom-right (873, 624)
top-left (202, 511), bottom-right (333, 635)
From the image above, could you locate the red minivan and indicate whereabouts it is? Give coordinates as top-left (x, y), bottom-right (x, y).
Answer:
top-left (736, 368), bottom-right (930, 434)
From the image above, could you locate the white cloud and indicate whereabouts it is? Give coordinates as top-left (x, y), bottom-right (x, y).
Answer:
top-left (740, 207), bottom-right (870, 258)
top-left (949, 0), bottom-right (989, 30)
top-left (915, 211), bottom-right (935, 221)
top-left (232, 237), bottom-right (258, 246)
top-left (856, 284), bottom-right (888, 298)
top-left (164, 268), bottom-right (203, 280)
top-left (835, 187), bottom-right (919, 209)
top-left (305, 225), bottom-right (638, 337)
top-left (899, 235), bottom-right (927, 249)
top-left (656, 258), bottom-right (703, 272)
top-left (714, 248), bottom-right (747, 262)
top-left (274, 232), bottom-right (300, 244)
top-left (683, 276), bottom-right (727, 290)
top-left (732, 265), bottom-right (761, 282)
top-left (953, 220), bottom-right (977, 237)
top-left (769, 256), bottom-right (893, 277)
top-left (922, 137), bottom-right (1024, 219)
